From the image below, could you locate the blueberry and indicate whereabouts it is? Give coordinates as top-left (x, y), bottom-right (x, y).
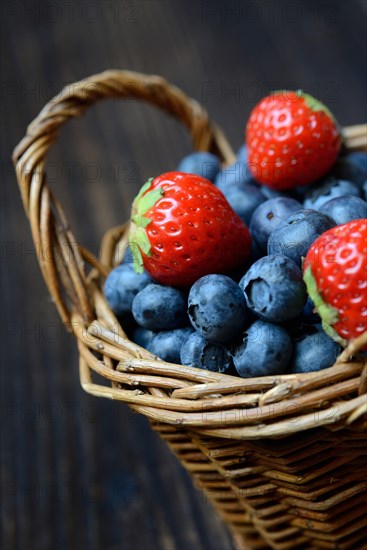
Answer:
top-left (319, 195), bottom-right (367, 225)
top-left (293, 181), bottom-right (317, 199)
top-left (290, 325), bottom-right (342, 373)
top-left (249, 197), bottom-right (303, 252)
top-left (188, 274), bottom-right (248, 343)
top-left (363, 180), bottom-right (367, 201)
top-left (303, 177), bottom-right (360, 210)
top-left (301, 297), bottom-right (320, 324)
top-left (177, 152), bottom-right (221, 182)
top-left (180, 332), bottom-right (234, 374)
top-left (236, 144), bottom-right (248, 164)
top-left (247, 180), bottom-right (298, 201)
top-left (225, 183), bottom-right (266, 224)
top-left (132, 327), bottom-right (154, 348)
top-left (104, 264), bottom-right (153, 316)
top-left (257, 186), bottom-right (295, 200)
top-left (332, 157), bottom-right (366, 188)
top-left (231, 239), bottom-right (265, 282)
top-left (132, 284), bottom-right (188, 330)
top-left (267, 209), bottom-right (336, 267)
top-left (239, 255), bottom-right (307, 322)
top-left (147, 327), bottom-right (194, 363)
top-left (346, 151), bottom-right (367, 175)
top-left (214, 161), bottom-right (254, 193)
top-left (232, 320), bottom-right (292, 377)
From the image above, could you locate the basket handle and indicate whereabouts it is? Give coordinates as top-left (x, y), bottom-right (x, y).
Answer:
top-left (12, 70), bottom-right (235, 327)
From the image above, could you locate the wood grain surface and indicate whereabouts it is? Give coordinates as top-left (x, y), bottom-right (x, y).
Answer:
top-left (1, 1), bottom-right (366, 549)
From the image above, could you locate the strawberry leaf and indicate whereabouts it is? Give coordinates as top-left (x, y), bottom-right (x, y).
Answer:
top-left (134, 227), bottom-right (151, 255)
top-left (129, 178), bottom-right (165, 274)
top-left (304, 265), bottom-right (343, 343)
top-left (131, 179), bottom-right (164, 233)
top-left (133, 178), bottom-right (154, 207)
top-left (129, 225), bottom-right (152, 274)
top-left (321, 320), bottom-right (348, 347)
top-left (136, 188), bottom-right (164, 217)
top-left (299, 92), bottom-right (337, 123)
top-left (131, 215), bottom-right (151, 228)
top-left (128, 237), bottom-right (144, 273)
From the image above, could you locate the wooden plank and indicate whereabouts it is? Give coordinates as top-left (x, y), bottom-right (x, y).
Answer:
top-left (1, 1), bottom-right (366, 549)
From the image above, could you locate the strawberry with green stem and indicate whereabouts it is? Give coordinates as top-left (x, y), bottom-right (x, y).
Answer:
top-left (303, 219), bottom-right (367, 348)
top-left (129, 172), bottom-right (252, 287)
top-left (246, 90), bottom-right (341, 190)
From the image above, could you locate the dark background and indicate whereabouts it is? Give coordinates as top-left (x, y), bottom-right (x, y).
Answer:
top-left (1, 1), bottom-right (366, 549)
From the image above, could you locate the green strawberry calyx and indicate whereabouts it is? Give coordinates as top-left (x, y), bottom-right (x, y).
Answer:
top-left (297, 90), bottom-right (337, 124)
top-left (303, 265), bottom-right (347, 347)
top-left (129, 178), bottom-right (164, 273)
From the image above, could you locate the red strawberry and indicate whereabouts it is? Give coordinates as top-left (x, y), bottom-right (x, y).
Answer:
top-left (303, 219), bottom-right (367, 347)
top-left (129, 172), bottom-right (252, 287)
top-left (246, 90), bottom-right (341, 190)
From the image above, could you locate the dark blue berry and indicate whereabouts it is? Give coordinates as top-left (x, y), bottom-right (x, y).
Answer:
top-left (147, 327), bottom-right (194, 363)
top-left (188, 275), bottom-right (248, 343)
top-left (346, 151), bottom-right (367, 175)
top-left (230, 240), bottom-right (265, 283)
top-left (331, 157), bottom-right (366, 188)
top-left (303, 177), bottom-right (360, 210)
top-left (132, 327), bottom-right (154, 348)
top-left (267, 209), bottom-right (336, 267)
top-left (249, 197), bottom-right (302, 252)
top-left (257, 186), bottom-right (296, 200)
top-left (290, 325), bottom-right (342, 373)
top-left (301, 297), bottom-right (320, 324)
top-left (239, 255), bottom-right (307, 322)
top-left (293, 181), bottom-right (317, 199)
top-left (104, 264), bottom-right (152, 316)
top-left (214, 161), bottom-right (255, 193)
top-left (180, 332), bottom-right (234, 373)
top-left (236, 144), bottom-right (248, 164)
top-left (225, 183), bottom-right (266, 225)
top-left (282, 320), bottom-right (316, 339)
top-left (132, 284), bottom-right (188, 330)
top-left (232, 320), bottom-right (292, 377)
top-left (320, 195), bottom-right (367, 225)
top-left (177, 152), bottom-right (221, 182)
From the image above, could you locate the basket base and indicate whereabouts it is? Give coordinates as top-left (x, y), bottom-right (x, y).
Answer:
top-left (151, 421), bottom-right (367, 550)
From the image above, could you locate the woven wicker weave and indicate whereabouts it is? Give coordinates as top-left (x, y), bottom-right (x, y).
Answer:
top-left (13, 71), bottom-right (367, 550)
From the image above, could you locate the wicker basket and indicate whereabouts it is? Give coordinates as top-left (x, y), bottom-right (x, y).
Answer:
top-left (13, 70), bottom-right (367, 550)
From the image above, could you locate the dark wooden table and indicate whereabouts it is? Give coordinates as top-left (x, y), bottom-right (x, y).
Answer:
top-left (1, 1), bottom-right (366, 549)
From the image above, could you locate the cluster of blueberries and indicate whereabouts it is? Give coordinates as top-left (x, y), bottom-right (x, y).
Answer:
top-left (104, 148), bottom-right (367, 378)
